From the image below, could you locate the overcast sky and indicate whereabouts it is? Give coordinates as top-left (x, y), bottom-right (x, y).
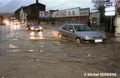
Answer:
top-left (0, 0), bottom-right (115, 13)
top-left (0, 0), bottom-right (95, 13)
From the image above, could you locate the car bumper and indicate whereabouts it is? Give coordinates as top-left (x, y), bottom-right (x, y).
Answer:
top-left (81, 39), bottom-right (106, 44)
top-left (30, 29), bottom-right (43, 31)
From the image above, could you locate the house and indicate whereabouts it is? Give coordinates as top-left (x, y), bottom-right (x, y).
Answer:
top-left (15, 0), bottom-right (46, 24)
top-left (89, 12), bottom-right (100, 26)
top-left (0, 15), bottom-right (3, 21)
top-left (39, 10), bottom-right (58, 24)
top-left (19, 7), bottom-right (27, 24)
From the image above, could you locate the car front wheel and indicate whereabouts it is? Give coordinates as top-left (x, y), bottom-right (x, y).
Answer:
top-left (76, 38), bottom-right (81, 44)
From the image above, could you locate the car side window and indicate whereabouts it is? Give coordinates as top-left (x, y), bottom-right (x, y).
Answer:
top-left (62, 25), bottom-right (68, 30)
top-left (68, 25), bottom-right (74, 31)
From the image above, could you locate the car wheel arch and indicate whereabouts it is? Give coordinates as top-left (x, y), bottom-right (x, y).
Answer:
top-left (75, 37), bottom-right (82, 43)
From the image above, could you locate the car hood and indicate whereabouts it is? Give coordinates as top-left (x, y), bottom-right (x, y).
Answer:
top-left (76, 31), bottom-right (105, 37)
top-left (30, 26), bottom-right (40, 28)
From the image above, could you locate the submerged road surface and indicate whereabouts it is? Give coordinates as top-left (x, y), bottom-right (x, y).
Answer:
top-left (0, 25), bottom-right (120, 78)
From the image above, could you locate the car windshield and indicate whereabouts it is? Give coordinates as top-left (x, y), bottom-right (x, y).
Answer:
top-left (74, 25), bottom-right (93, 31)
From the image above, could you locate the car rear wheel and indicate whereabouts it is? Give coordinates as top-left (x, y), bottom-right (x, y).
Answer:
top-left (76, 38), bottom-right (81, 44)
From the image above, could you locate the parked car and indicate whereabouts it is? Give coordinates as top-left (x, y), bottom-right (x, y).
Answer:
top-left (58, 24), bottom-right (106, 44)
top-left (27, 25), bottom-right (43, 31)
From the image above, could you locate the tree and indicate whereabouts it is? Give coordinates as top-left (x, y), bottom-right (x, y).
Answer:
top-left (0, 15), bottom-right (3, 21)
top-left (92, 0), bottom-right (110, 23)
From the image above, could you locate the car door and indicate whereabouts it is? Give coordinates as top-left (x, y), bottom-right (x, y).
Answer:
top-left (60, 25), bottom-right (69, 37)
top-left (67, 25), bottom-right (76, 40)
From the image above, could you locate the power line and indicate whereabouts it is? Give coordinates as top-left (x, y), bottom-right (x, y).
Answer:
top-left (48, 0), bottom-right (73, 9)
top-left (42, 0), bottom-right (59, 5)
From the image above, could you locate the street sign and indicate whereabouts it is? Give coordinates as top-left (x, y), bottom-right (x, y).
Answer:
top-left (104, 2), bottom-right (115, 7)
top-left (104, 2), bottom-right (116, 16)
top-left (105, 7), bottom-right (115, 11)
top-left (105, 11), bottom-right (115, 16)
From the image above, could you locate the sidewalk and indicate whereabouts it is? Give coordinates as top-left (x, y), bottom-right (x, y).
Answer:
top-left (115, 37), bottom-right (120, 43)
top-left (104, 32), bottom-right (120, 43)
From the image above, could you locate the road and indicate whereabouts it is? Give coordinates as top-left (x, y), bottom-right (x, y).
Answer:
top-left (0, 25), bottom-right (120, 78)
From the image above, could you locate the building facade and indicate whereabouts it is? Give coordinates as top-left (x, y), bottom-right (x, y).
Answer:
top-left (51, 7), bottom-right (90, 26)
top-left (116, 0), bottom-right (120, 15)
top-left (38, 7), bottom-right (90, 26)
top-left (89, 12), bottom-right (100, 26)
top-left (0, 15), bottom-right (3, 21)
top-left (19, 7), bottom-right (27, 24)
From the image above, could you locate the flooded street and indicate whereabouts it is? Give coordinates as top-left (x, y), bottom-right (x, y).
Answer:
top-left (0, 25), bottom-right (120, 78)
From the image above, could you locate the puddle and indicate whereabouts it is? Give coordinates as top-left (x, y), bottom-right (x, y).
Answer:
top-left (29, 31), bottom-right (45, 40)
top-left (12, 39), bottom-right (18, 41)
top-left (40, 50), bottom-right (43, 52)
top-left (7, 49), bottom-right (20, 52)
top-left (28, 50), bottom-right (34, 52)
top-left (9, 44), bottom-right (19, 49)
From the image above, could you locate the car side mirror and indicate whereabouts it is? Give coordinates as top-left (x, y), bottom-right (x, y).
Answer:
top-left (70, 29), bottom-right (74, 32)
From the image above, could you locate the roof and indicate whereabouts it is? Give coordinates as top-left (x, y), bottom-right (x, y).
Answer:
top-left (28, 3), bottom-right (45, 7)
top-left (15, 2), bottom-right (45, 13)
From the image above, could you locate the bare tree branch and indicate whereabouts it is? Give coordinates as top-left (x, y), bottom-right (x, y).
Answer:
top-left (92, 0), bottom-right (110, 9)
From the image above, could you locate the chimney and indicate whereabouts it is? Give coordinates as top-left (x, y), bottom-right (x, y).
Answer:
top-left (36, 0), bottom-right (38, 3)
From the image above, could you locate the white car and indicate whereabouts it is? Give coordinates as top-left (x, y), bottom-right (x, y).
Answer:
top-left (58, 24), bottom-right (106, 44)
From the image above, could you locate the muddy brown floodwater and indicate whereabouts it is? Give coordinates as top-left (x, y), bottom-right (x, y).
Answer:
top-left (0, 25), bottom-right (120, 78)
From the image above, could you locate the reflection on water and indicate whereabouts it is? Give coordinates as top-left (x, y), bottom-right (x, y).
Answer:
top-left (9, 44), bottom-right (19, 48)
top-left (7, 49), bottom-right (20, 52)
top-left (12, 39), bottom-right (18, 41)
top-left (40, 50), bottom-right (43, 52)
top-left (11, 24), bottom-right (20, 30)
top-left (52, 41), bottom-right (62, 46)
top-left (39, 42), bottom-right (44, 53)
top-left (28, 50), bottom-right (34, 52)
top-left (52, 31), bottom-right (58, 37)
top-left (29, 31), bottom-right (45, 40)
top-left (39, 45), bottom-right (44, 48)
top-left (6, 30), bottom-right (20, 39)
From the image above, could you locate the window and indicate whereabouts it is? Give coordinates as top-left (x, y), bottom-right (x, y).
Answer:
top-left (62, 25), bottom-right (68, 30)
top-left (74, 25), bottom-right (93, 31)
top-left (68, 25), bottom-right (73, 31)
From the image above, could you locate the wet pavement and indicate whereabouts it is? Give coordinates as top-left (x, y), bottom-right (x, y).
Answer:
top-left (0, 25), bottom-right (120, 78)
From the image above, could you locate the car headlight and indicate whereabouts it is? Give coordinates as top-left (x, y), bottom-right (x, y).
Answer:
top-left (39, 27), bottom-right (42, 30)
top-left (85, 35), bottom-right (91, 40)
top-left (31, 27), bottom-right (34, 30)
